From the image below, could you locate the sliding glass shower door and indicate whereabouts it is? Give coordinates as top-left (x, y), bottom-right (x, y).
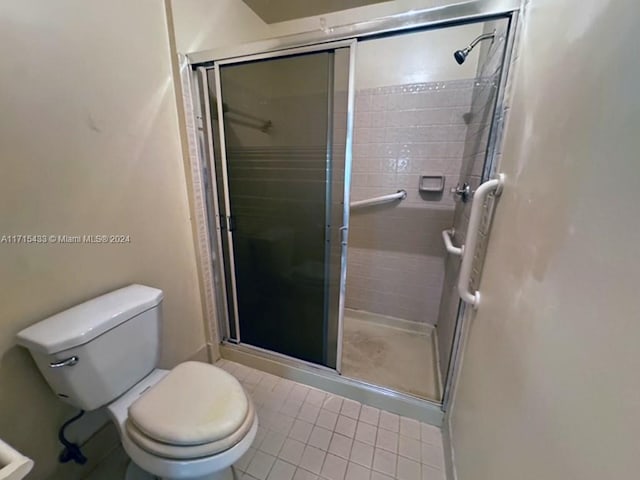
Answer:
top-left (206, 45), bottom-right (352, 369)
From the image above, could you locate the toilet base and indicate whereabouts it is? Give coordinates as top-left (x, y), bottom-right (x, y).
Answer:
top-left (125, 460), bottom-right (235, 480)
top-left (162, 467), bottom-right (234, 480)
top-left (126, 461), bottom-right (157, 480)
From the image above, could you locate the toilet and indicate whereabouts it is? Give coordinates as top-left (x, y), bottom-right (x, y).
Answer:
top-left (16, 284), bottom-right (256, 480)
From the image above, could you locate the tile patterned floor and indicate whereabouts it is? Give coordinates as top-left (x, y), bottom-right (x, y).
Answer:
top-left (85, 360), bottom-right (446, 480)
top-left (220, 360), bottom-right (445, 480)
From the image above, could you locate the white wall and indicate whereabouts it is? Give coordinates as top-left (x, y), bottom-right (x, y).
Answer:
top-left (449, 0), bottom-right (640, 479)
top-left (0, 1), bottom-right (206, 478)
top-left (268, 0), bottom-right (468, 38)
top-left (169, 0), bottom-right (270, 53)
top-left (355, 23), bottom-right (481, 89)
top-left (173, 0), bottom-right (458, 57)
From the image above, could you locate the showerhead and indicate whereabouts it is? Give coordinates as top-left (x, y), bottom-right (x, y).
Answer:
top-left (454, 48), bottom-right (469, 65)
top-left (453, 30), bottom-right (496, 65)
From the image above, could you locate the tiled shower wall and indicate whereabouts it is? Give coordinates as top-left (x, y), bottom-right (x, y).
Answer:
top-left (346, 79), bottom-right (476, 325)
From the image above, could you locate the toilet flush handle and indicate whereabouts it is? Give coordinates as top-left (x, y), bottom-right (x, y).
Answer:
top-left (49, 356), bottom-right (79, 368)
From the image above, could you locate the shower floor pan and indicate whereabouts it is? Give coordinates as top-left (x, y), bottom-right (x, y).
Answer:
top-left (342, 308), bottom-right (441, 401)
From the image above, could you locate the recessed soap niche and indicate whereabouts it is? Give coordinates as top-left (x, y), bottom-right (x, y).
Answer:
top-left (419, 175), bottom-right (445, 193)
top-left (419, 174), bottom-right (445, 201)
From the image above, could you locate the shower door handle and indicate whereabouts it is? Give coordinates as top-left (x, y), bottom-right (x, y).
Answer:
top-left (340, 226), bottom-right (348, 246)
top-left (457, 174), bottom-right (505, 308)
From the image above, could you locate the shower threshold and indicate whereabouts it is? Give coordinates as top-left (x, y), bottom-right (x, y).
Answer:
top-left (219, 341), bottom-right (444, 427)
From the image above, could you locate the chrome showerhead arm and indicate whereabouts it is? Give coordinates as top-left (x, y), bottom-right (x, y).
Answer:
top-left (453, 29), bottom-right (496, 65)
top-left (467, 30), bottom-right (496, 50)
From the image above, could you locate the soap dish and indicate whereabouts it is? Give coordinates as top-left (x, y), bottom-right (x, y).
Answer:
top-left (419, 175), bottom-right (445, 193)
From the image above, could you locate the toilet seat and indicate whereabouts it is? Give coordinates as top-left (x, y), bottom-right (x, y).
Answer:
top-left (108, 368), bottom-right (259, 480)
top-left (126, 401), bottom-right (255, 459)
top-left (125, 361), bottom-right (255, 460)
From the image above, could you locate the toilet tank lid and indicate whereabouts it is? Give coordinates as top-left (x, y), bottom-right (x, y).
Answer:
top-left (16, 284), bottom-right (164, 355)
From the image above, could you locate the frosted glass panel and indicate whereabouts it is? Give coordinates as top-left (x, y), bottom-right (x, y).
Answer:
top-left (216, 49), bottom-right (349, 367)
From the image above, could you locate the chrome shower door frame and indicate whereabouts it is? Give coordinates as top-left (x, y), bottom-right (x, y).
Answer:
top-left (441, 11), bottom-right (521, 412)
top-left (196, 67), bottom-right (232, 342)
top-left (202, 39), bottom-right (357, 372)
top-left (190, 0), bottom-right (522, 413)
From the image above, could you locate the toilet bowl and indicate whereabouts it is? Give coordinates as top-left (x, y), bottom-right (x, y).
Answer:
top-left (109, 365), bottom-right (257, 480)
top-left (15, 285), bottom-right (257, 480)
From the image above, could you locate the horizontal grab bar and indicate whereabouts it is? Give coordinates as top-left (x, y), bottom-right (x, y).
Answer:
top-left (350, 190), bottom-right (407, 209)
top-left (442, 229), bottom-right (463, 256)
top-left (458, 174), bottom-right (505, 308)
top-left (218, 103), bottom-right (273, 132)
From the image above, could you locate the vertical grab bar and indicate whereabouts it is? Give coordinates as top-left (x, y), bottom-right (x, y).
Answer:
top-left (458, 174), bottom-right (505, 308)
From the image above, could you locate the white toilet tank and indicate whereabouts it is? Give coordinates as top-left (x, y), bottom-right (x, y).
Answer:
top-left (16, 285), bottom-right (163, 411)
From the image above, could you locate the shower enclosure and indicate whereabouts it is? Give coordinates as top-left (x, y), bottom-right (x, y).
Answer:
top-left (191, 1), bottom-right (519, 409)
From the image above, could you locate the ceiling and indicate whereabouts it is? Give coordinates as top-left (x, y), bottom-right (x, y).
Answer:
top-left (242, 0), bottom-right (390, 24)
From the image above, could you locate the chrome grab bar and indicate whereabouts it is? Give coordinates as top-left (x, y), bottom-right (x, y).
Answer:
top-left (458, 174), bottom-right (505, 308)
top-left (442, 229), bottom-right (463, 256)
top-left (350, 189), bottom-right (407, 209)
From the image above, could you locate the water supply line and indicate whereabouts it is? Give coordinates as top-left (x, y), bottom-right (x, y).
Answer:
top-left (57, 410), bottom-right (87, 465)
